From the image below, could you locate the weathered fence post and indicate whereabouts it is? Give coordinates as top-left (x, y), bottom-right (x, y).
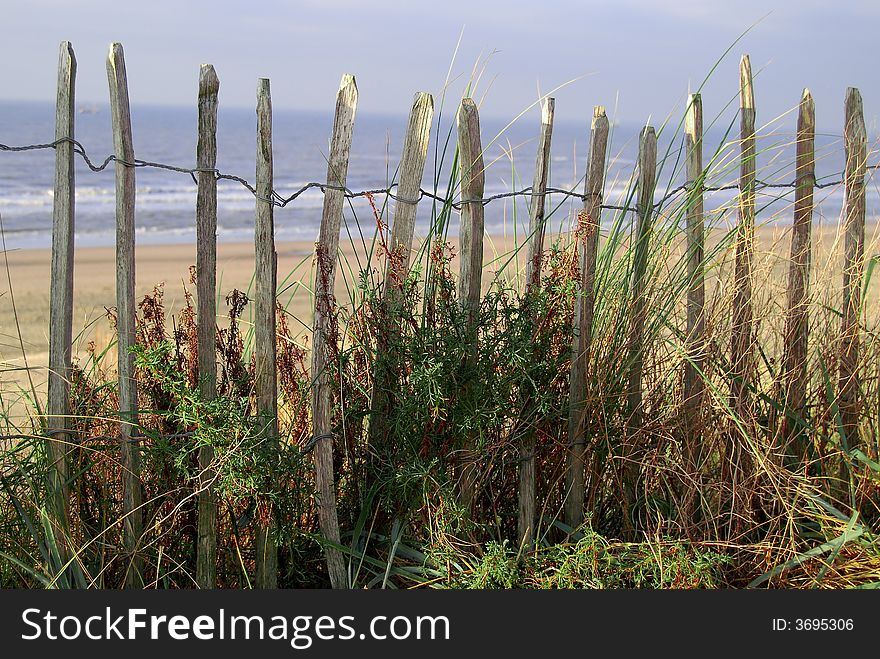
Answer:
top-left (47, 40), bottom-right (75, 537)
top-left (683, 92), bottom-right (706, 476)
top-left (524, 98), bottom-right (555, 290)
top-left (312, 74), bottom-right (358, 590)
top-left (624, 125), bottom-right (656, 537)
top-left (565, 105), bottom-right (609, 530)
top-left (731, 55), bottom-right (756, 432)
top-left (369, 92), bottom-right (434, 448)
top-left (519, 97), bottom-right (554, 549)
top-left (457, 98), bottom-right (485, 332)
top-left (384, 93), bottom-right (434, 297)
top-left (780, 89), bottom-right (814, 466)
top-left (839, 87), bottom-right (866, 481)
top-left (456, 97), bottom-right (485, 510)
top-left (195, 64), bottom-right (219, 589)
top-left (254, 77), bottom-right (278, 589)
top-left (628, 127), bottom-right (657, 432)
top-left (107, 42), bottom-right (143, 588)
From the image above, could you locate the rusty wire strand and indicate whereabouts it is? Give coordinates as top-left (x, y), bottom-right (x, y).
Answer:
top-left (1, 137), bottom-right (875, 218)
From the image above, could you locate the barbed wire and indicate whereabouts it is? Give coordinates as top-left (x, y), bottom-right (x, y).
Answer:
top-left (1, 137), bottom-right (876, 218)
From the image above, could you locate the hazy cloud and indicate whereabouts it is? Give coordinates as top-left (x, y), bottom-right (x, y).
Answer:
top-left (0, 0), bottom-right (876, 130)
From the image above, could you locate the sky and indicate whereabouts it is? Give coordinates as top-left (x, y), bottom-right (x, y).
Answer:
top-left (2, 0), bottom-right (878, 132)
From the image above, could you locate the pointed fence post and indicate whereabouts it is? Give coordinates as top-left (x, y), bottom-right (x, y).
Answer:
top-left (254, 77), bottom-right (278, 589)
top-left (565, 106), bottom-right (609, 530)
top-left (457, 98), bottom-right (485, 329)
top-left (385, 93), bottom-right (434, 296)
top-left (523, 98), bottom-right (555, 290)
top-left (369, 92), bottom-right (433, 448)
top-left (780, 89), bottom-right (814, 467)
top-left (683, 92), bottom-right (706, 475)
top-left (195, 63), bottom-right (219, 589)
top-left (623, 125), bottom-right (656, 538)
top-left (456, 97), bottom-right (485, 510)
top-left (519, 97), bottom-right (554, 549)
top-left (627, 127), bottom-right (657, 435)
top-left (47, 40), bottom-right (76, 539)
top-left (107, 42), bottom-right (143, 589)
top-left (311, 74), bottom-right (358, 589)
top-left (731, 55), bottom-right (756, 436)
top-left (839, 87), bottom-right (866, 481)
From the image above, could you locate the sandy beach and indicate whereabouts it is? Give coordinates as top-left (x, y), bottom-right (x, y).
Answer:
top-left (1, 222), bottom-right (878, 419)
top-left (1, 240), bottom-right (317, 409)
top-left (0, 234), bottom-right (522, 413)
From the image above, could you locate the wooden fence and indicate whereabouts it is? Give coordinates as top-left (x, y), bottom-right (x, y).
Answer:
top-left (28, 41), bottom-right (871, 587)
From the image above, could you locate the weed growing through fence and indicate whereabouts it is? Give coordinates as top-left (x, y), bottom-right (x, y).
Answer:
top-left (2, 55), bottom-right (880, 588)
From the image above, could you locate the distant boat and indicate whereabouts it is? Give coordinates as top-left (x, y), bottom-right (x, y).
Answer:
top-left (77, 103), bottom-right (100, 114)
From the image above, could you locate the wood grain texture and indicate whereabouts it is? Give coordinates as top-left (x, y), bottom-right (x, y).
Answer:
top-left (839, 87), bottom-right (866, 457)
top-left (386, 92), bottom-right (434, 290)
top-left (565, 106), bottom-right (609, 530)
top-left (254, 77), bottom-right (278, 589)
top-left (369, 92), bottom-right (433, 448)
top-left (47, 40), bottom-right (75, 529)
top-left (195, 63), bottom-right (219, 589)
top-left (627, 126), bottom-right (656, 431)
top-left (780, 89), bottom-right (814, 465)
top-left (683, 93), bottom-right (706, 471)
top-left (524, 97), bottom-right (555, 292)
top-left (311, 74), bottom-right (358, 589)
top-left (457, 98), bottom-right (485, 325)
top-left (107, 42), bottom-right (143, 588)
top-left (456, 97), bottom-right (485, 509)
top-left (731, 55), bottom-right (756, 426)
top-left (519, 97), bottom-right (554, 549)
top-left (623, 125), bottom-right (656, 537)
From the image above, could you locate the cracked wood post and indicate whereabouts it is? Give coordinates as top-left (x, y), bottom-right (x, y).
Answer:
top-left (780, 89), bottom-right (814, 467)
top-left (254, 77), bottom-right (278, 589)
top-left (456, 97), bottom-right (485, 510)
top-left (624, 125), bottom-right (656, 539)
top-left (565, 106), bottom-right (609, 530)
top-left (47, 41), bottom-right (75, 540)
top-left (369, 92), bottom-right (433, 448)
top-left (196, 64), bottom-right (219, 589)
top-left (519, 97), bottom-right (554, 550)
top-left (107, 42), bottom-right (143, 588)
top-left (730, 55), bottom-right (756, 445)
top-left (683, 93), bottom-right (706, 476)
top-left (839, 87), bottom-right (866, 484)
top-left (312, 74), bottom-right (358, 589)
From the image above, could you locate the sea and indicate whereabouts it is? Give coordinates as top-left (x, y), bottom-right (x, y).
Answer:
top-left (0, 100), bottom-right (873, 251)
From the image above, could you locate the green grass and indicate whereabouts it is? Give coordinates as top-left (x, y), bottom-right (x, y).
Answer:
top-left (2, 50), bottom-right (880, 589)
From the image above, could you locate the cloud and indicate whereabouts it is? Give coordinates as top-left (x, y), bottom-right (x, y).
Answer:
top-left (604, 0), bottom-right (825, 25)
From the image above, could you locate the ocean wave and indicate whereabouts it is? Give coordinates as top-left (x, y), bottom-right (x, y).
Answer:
top-left (0, 178), bottom-right (861, 214)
